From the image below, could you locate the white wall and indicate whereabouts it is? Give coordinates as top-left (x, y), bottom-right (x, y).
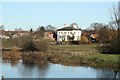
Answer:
top-left (57, 30), bottom-right (81, 41)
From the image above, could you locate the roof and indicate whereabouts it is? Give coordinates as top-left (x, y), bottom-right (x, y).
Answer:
top-left (90, 34), bottom-right (99, 39)
top-left (57, 27), bottom-right (81, 31)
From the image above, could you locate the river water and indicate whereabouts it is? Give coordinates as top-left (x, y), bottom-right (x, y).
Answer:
top-left (2, 60), bottom-right (120, 78)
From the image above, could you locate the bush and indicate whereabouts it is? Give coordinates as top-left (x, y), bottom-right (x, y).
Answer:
top-left (22, 39), bottom-right (50, 53)
top-left (35, 39), bottom-right (49, 52)
top-left (2, 52), bottom-right (10, 59)
top-left (22, 40), bottom-right (38, 52)
top-left (3, 47), bottom-right (21, 59)
top-left (80, 36), bottom-right (89, 44)
top-left (10, 47), bottom-right (21, 59)
top-left (99, 38), bottom-right (120, 54)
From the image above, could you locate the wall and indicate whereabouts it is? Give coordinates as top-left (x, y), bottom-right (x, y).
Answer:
top-left (57, 30), bottom-right (81, 41)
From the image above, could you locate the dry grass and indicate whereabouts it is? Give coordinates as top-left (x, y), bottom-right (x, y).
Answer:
top-left (2, 47), bottom-right (21, 59)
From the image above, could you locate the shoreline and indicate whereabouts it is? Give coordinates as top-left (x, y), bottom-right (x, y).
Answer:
top-left (2, 51), bottom-right (119, 70)
top-left (2, 44), bottom-right (120, 70)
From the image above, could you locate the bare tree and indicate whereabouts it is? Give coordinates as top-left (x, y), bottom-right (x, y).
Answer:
top-left (15, 27), bottom-right (23, 32)
top-left (46, 25), bottom-right (56, 32)
top-left (0, 25), bottom-right (4, 30)
top-left (87, 23), bottom-right (115, 43)
top-left (110, 5), bottom-right (120, 38)
top-left (110, 5), bottom-right (120, 52)
top-left (35, 26), bottom-right (46, 38)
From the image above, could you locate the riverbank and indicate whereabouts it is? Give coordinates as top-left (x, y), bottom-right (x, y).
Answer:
top-left (48, 45), bottom-right (119, 69)
top-left (2, 44), bottom-right (120, 70)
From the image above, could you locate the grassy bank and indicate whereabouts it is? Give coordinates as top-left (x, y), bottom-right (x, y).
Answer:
top-left (2, 44), bottom-right (120, 70)
top-left (51, 44), bottom-right (98, 51)
top-left (48, 52), bottom-right (119, 68)
top-left (48, 44), bottom-right (119, 69)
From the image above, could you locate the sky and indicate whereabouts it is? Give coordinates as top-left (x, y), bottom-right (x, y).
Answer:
top-left (0, 1), bottom-right (118, 30)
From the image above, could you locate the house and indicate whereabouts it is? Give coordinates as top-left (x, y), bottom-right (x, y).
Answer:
top-left (0, 30), bottom-right (30, 39)
top-left (81, 30), bottom-right (99, 43)
top-left (0, 30), bottom-right (10, 39)
top-left (44, 32), bottom-right (55, 40)
top-left (0, 34), bottom-right (10, 39)
top-left (57, 23), bottom-right (81, 42)
top-left (12, 31), bottom-right (29, 38)
top-left (88, 33), bottom-right (99, 43)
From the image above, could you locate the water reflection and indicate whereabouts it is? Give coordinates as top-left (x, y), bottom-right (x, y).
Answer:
top-left (16, 60), bottom-right (50, 78)
top-left (2, 59), bottom-right (19, 67)
top-left (36, 62), bottom-right (50, 78)
top-left (95, 69), bottom-right (120, 79)
top-left (2, 60), bottom-right (120, 78)
top-left (18, 63), bottom-right (36, 78)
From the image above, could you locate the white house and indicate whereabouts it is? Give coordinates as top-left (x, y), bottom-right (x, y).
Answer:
top-left (57, 23), bottom-right (81, 42)
top-left (0, 35), bottom-right (10, 39)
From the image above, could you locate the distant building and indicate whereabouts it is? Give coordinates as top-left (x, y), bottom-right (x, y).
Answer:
top-left (57, 23), bottom-right (81, 42)
top-left (0, 30), bottom-right (30, 39)
top-left (44, 32), bottom-right (55, 40)
top-left (0, 34), bottom-right (10, 39)
top-left (81, 30), bottom-right (99, 43)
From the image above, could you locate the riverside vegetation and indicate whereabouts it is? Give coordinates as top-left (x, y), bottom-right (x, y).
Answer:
top-left (2, 43), bottom-right (120, 70)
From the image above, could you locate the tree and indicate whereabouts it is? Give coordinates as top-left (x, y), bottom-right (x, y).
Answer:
top-left (99, 5), bottom-right (120, 54)
top-left (46, 25), bottom-right (56, 32)
top-left (35, 39), bottom-right (49, 52)
top-left (0, 25), bottom-right (4, 30)
top-left (35, 26), bottom-right (46, 38)
top-left (108, 5), bottom-right (120, 54)
top-left (88, 23), bottom-right (105, 31)
top-left (30, 28), bottom-right (33, 33)
top-left (88, 23), bottom-right (115, 43)
top-left (13, 35), bottom-right (32, 48)
top-left (22, 40), bottom-right (38, 52)
top-left (99, 25), bottom-right (116, 43)
top-left (15, 27), bottom-right (23, 31)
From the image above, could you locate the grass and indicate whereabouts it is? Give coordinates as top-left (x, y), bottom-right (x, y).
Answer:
top-left (51, 44), bottom-right (98, 51)
top-left (49, 44), bottom-right (120, 68)
top-left (51, 44), bottom-right (119, 62)
top-left (2, 47), bottom-right (21, 59)
top-left (87, 54), bottom-right (119, 62)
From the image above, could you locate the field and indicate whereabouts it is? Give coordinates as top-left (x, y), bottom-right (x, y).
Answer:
top-left (50, 44), bottom-right (120, 69)
top-left (51, 44), bottom-right (98, 51)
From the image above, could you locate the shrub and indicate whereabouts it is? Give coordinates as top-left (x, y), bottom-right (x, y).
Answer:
top-left (35, 39), bottom-right (49, 52)
top-left (10, 47), bottom-right (21, 59)
top-left (80, 36), bottom-right (89, 44)
top-left (22, 40), bottom-right (38, 52)
top-left (99, 38), bottom-right (120, 54)
top-left (2, 52), bottom-right (10, 59)
top-left (22, 38), bottom-right (50, 53)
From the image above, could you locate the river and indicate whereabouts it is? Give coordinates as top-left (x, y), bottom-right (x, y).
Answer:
top-left (2, 60), bottom-right (120, 78)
